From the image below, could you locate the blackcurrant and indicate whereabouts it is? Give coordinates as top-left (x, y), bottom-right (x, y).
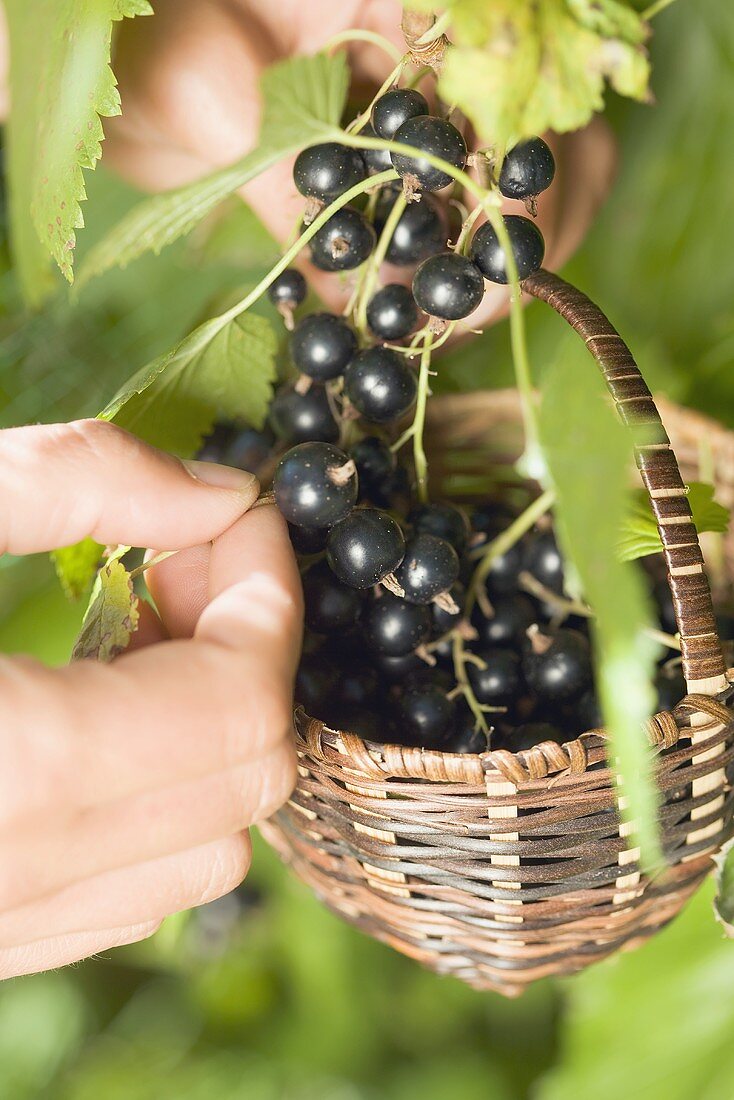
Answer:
top-left (336, 662), bottom-right (380, 709)
top-left (366, 284), bottom-right (419, 341)
top-left (432, 582), bottom-right (465, 635)
top-left (391, 116), bottom-right (466, 191)
top-left (412, 252), bottom-right (484, 320)
top-left (499, 137), bottom-right (555, 202)
top-left (470, 503), bottom-right (517, 542)
top-left (288, 523), bottom-right (329, 555)
top-left (308, 207), bottom-right (376, 272)
top-left (522, 627), bottom-right (592, 702)
top-left (359, 124), bottom-right (394, 175)
top-left (344, 347), bottom-right (417, 424)
top-left (363, 594), bottom-right (431, 657)
top-left (472, 594), bottom-right (536, 650)
top-left (326, 508), bottom-right (405, 589)
top-left (302, 560), bottom-right (362, 634)
top-left (295, 654), bottom-right (338, 713)
top-left (523, 530), bottom-right (565, 594)
top-left (293, 142), bottom-right (365, 202)
top-left (572, 689), bottom-right (603, 732)
top-left (394, 685), bottom-right (455, 748)
top-left (274, 442), bottom-right (358, 528)
top-left (224, 426), bottom-right (275, 472)
top-left (350, 436), bottom-right (396, 497)
top-left (374, 650), bottom-right (428, 681)
top-left (448, 720), bottom-right (489, 754)
top-left (394, 533), bottom-right (460, 604)
top-left (410, 501), bottom-right (471, 554)
top-left (374, 188), bottom-right (446, 265)
top-left (332, 708), bottom-right (388, 742)
top-left (267, 267), bottom-right (307, 308)
top-left (197, 423), bottom-right (234, 463)
top-left (291, 312), bottom-right (357, 382)
top-left (269, 384), bottom-right (339, 445)
top-left (467, 648), bottom-right (523, 706)
top-left (484, 540), bottom-right (525, 597)
top-left (501, 722), bottom-right (564, 752)
top-left (469, 215), bottom-right (545, 284)
top-left (371, 88), bottom-right (429, 140)
top-left (655, 665), bottom-right (686, 711)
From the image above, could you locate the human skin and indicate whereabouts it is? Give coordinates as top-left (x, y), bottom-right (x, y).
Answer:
top-left (0, 0), bottom-right (615, 978)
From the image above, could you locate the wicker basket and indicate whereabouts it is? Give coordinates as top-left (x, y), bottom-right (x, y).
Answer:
top-left (261, 271), bottom-right (734, 996)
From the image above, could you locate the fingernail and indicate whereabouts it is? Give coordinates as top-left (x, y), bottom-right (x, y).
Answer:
top-left (183, 460), bottom-right (258, 494)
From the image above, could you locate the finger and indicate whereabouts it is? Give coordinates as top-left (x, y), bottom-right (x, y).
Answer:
top-left (146, 543), bottom-right (211, 639)
top-left (0, 739), bottom-right (295, 911)
top-left (0, 833), bottom-right (252, 948)
top-left (0, 420), bottom-right (259, 555)
top-left (125, 599), bottom-right (168, 651)
top-left (0, 921), bottom-right (161, 981)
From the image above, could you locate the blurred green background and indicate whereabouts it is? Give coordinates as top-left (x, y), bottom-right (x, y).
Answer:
top-left (2, 3), bottom-right (734, 1098)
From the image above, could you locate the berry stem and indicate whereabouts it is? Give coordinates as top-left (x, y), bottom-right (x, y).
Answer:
top-left (451, 631), bottom-right (491, 739)
top-left (412, 332), bottom-right (434, 502)
top-left (325, 29), bottom-right (404, 64)
top-left (353, 190), bottom-right (408, 337)
top-left (344, 59), bottom-right (408, 135)
top-left (642, 0), bottom-right (677, 17)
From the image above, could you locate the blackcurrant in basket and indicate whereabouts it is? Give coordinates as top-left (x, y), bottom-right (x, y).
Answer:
top-left (363, 594), bottom-right (431, 657)
top-left (375, 189), bottom-right (446, 265)
top-left (391, 116), bottom-right (467, 191)
top-left (291, 312), bottom-right (357, 382)
top-left (501, 722), bottom-right (564, 752)
top-left (309, 207), bottom-right (376, 272)
top-left (469, 215), bottom-right (545, 284)
top-left (432, 582), bottom-right (465, 635)
top-left (522, 626), bottom-right (592, 703)
top-left (302, 561), bottom-right (362, 634)
top-left (484, 540), bottom-right (525, 597)
top-left (269, 384), bottom-right (339, 445)
top-left (326, 508), bottom-right (405, 589)
top-left (267, 267), bottom-right (307, 309)
top-left (410, 501), bottom-right (471, 554)
top-left (359, 124), bottom-right (394, 175)
top-left (499, 138), bottom-right (556, 202)
top-left (330, 708), bottom-right (388, 742)
top-left (350, 436), bottom-right (396, 497)
top-left (448, 721), bottom-right (489, 754)
top-left (523, 530), bottom-right (565, 594)
top-left (374, 650), bottom-right (428, 681)
top-left (366, 284), bottom-right (419, 341)
top-left (293, 142), bottom-right (365, 202)
top-left (571, 689), bottom-right (603, 733)
top-left (296, 654), bottom-right (338, 713)
top-left (472, 594), bottom-right (536, 650)
top-left (412, 252), bottom-right (484, 321)
top-left (344, 347), bottom-right (417, 424)
top-left (287, 523), bottom-right (329, 555)
top-left (467, 648), bottom-right (523, 706)
top-left (394, 685), bottom-right (456, 748)
top-left (394, 533), bottom-right (460, 605)
top-left (337, 662), bottom-right (380, 709)
top-left (274, 442), bottom-right (358, 528)
top-left (372, 88), bottom-right (429, 140)
top-left (655, 665), bottom-right (686, 711)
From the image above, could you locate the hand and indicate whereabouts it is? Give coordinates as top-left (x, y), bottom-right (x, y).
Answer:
top-left (0, 420), bottom-right (302, 979)
top-left (105, 0), bottom-right (616, 324)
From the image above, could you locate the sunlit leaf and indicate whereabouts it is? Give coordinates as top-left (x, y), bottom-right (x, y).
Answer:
top-left (618, 482), bottom-right (730, 562)
top-left (51, 537), bottom-right (104, 601)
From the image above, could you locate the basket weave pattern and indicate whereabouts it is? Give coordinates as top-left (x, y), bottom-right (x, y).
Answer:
top-left (261, 273), bottom-right (734, 995)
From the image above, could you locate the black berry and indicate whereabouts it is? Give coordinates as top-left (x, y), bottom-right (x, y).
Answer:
top-left (326, 508), bottom-right (405, 589)
top-left (394, 533), bottom-right (460, 604)
top-left (359, 124), bottom-right (394, 175)
top-left (363, 594), bottom-right (431, 657)
top-left (288, 523), bottom-right (329, 555)
top-left (267, 267), bottom-right (307, 308)
top-left (391, 116), bottom-right (466, 191)
top-left (344, 347), bottom-right (417, 424)
top-left (366, 284), bottom-right (419, 341)
top-left (523, 530), bottom-right (565, 594)
top-left (337, 662), bottom-right (380, 709)
top-left (350, 436), bottom-right (396, 497)
top-left (484, 540), bottom-right (525, 597)
top-left (410, 501), bottom-right (470, 554)
top-left (467, 648), bottom-right (523, 706)
top-left (469, 215), bottom-right (545, 284)
top-left (220, 426), bottom-right (274, 472)
top-left (375, 189), bottom-right (446, 265)
top-left (302, 560), bottom-right (362, 634)
top-left (309, 207), bottom-right (376, 272)
top-left (412, 252), bottom-right (484, 320)
top-left (432, 582), bottom-right (465, 635)
top-left (291, 312), bottom-right (357, 382)
top-left (499, 138), bottom-right (555, 201)
top-left (502, 722), bottom-right (564, 752)
top-left (269, 384), bottom-right (339, 446)
top-left (448, 721), bottom-right (488, 754)
top-left (372, 89), bottom-right (429, 140)
top-left (293, 142), bottom-right (365, 202)
top-left (296, 654), bottom-right (338, 713)
top-left (274, 442), bottom-right (358, 528)
top-left (472, 595), bottom-right (536, 650)
top-left (522, 627), bottom-right (592, 703)
top-left (394, 685), bottom-right (455, 748)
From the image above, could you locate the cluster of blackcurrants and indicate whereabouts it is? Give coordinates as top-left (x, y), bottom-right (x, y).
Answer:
top-left (200, 84), bottom-right (688, 755)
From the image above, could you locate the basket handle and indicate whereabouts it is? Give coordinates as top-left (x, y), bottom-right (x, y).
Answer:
top-left (524, 268), bottom-right (727, 695)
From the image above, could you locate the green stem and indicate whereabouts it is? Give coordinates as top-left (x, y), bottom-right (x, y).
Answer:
top-left (467, 489), bottom-right (556, 613)
top-left (642, 0), bottom-right (677, 18)
top-left (455, 205), bottom-right (483, 255)
top-left (325, 29), bottom-right (403, 63)
top-left (354, 191), bottom-right (407, 336)
top-left (405, 65), bottom-right (434, 89)
top-left (452, 632), bottom-right (491, 739)
top-left (415, 10), bottom-right (451, 45)
top-left (413, 332), bottom-right (434, 502)
top-left (345, 59), bottom-right (407, 134)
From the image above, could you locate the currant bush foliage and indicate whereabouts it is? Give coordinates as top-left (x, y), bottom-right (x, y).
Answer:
top-left (407, 0), bottom-right (651, 149)
top-left (619, 482), bottom-right (730, 562)
top-left (4, 0), bottom-right (152, 301)
top-left (539, 334), bottom-right (661, 865)
top-left (71, 546), bottom-right (139, 662)
top-left (51, 537), bottom-right (104, 601)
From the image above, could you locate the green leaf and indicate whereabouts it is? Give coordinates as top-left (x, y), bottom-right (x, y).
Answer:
top-left (100, 312), bottom-right (278, 454)
top-left (411, 0), bottom-right (651, 149)
top-left (51, 537), bottom-right (105, 601)
top-left (539, 333), bottom-right (661, 868)
top-left (618, 481), bottom-right (730, 562)
top-left (76, 50), bottom-right (349, 287)
top-left (72, 546), bottom-right (139, 661)
top-left (4, 0), bottom-right (152, 300)
top-left (713, 837), bottom-right (734, 937)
